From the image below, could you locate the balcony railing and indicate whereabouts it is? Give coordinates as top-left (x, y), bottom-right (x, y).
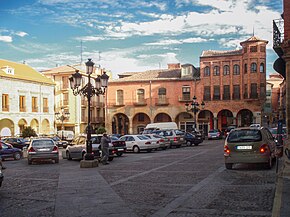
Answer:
top-left (133, 98), bottom-right (147, 106)
top-left (178, 95), bottom-right (191, 102)
top-left (2, 106), bottom-right (9, 112)
top-left (43, 107), bottom-right (49, 113)
top-left (223, 94), bottom-right (230, 100)
top-left (19, 106), bottom-right (26, 112)
top-left (32, 107), bottom-right (38, 112)
top-left (250, 93), bottom-right (259, 99)
top-left (155, 97), bottom-right (169, 106)
top-left (232, 94), bottom-right (240, 100)
top-left (273, 18), bottom-right (284, 57)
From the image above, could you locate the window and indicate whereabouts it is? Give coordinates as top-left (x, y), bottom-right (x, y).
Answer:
top-left (250, 46), bottom-right (257, 52)
top-left (19, 95), bottom-right (26, 112)
top-left (260, 83), bottom-right (266, 98)
top-left (250, 83), bottom-right (258, 99)
top-left (116, 90), bottom-right (124, 105)
top-left (63, 92), bottom-right (69, 105)
top-left (260, 46), bottom-right (266, 52)
top-left (182, 86), bottom-right (190, 100)
top-left (158, 87), bottom-right (167, 104)
top-left (43, 98), bottom-right (48, 112)
top-left (251, 63), bottom-right (257, 73)
top-left (32, 96), bottom-right (38, 112)
top-left (204, 66), bottom-right (210, 76)
top-left (204, 86), bottom-right (211, 101)
top-left (233, 64), bottom-right (240, 75)
top-left (62, 76), bottom-right (69, 89)
top-left (244, 84), bottom-right (248, 99)
top-left (213, 66), bottom-right (220, 76)
top-left (2, 94), bottom-right (9, 111)
top-left (223, 65), bottom-right (230, 75)
top-left (137, 89), bottom-right (145, 103)
top-left (260, 63), bottom-right (265, 73)
top-left (233, 85), bottom-right (240, 100)
top-left (244, 63), bottom-right (247, 73)
top-left (223, 85), bottom-right (230, 100)
top-left (213, 86), bottom-right (220, 100)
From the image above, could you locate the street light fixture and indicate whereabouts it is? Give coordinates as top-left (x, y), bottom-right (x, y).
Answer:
top-left (185, 96), bottom-right (205, 131)
top-left (55, 107), bottom-right (70, 140)
top-left (69, 58), bottom-right (109, 161)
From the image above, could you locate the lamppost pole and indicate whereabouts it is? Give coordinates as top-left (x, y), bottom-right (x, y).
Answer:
top-left (55, 107), bottom-right (70, 140)
top-left (69, 58), bottom-right (109, 161)
top-left (185, 96), bottom-right (205, 131)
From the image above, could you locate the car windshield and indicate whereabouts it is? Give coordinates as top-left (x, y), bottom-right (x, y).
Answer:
top-left (32, 140), bottom-right (54, 147)
top-left (137, 135), bottom-right (150, 140)
top-left (227, 129), bottom-right (262, 142)
top-left (110, 136), bottom-right (119, 141)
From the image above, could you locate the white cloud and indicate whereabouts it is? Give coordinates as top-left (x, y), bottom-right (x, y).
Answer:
top-left (15, 31), bottom-right (28, 37)
top-left (0, 36), bottom-right (12, 43)
top-left (145, 37), bottom-right (208, 46)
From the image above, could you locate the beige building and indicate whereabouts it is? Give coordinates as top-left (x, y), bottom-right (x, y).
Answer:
top-left (42, 63), bottom-right (107, 135)
top-left (0, 59), bottom-right (55, 137)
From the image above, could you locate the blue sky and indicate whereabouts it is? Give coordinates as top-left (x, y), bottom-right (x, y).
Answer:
top-left (0, 0), bottom-right (283, 78)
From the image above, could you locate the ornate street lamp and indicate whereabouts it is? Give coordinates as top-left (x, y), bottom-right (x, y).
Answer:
top-left (69, 58), bottom-right (109, 160)
top-left (185, 96), bottom-right (205, 131)
top-left (55, 107), bottom-right (70, 140)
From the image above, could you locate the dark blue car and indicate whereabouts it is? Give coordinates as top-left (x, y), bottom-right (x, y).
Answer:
top-left (0, 142), bottom-right (22, 160)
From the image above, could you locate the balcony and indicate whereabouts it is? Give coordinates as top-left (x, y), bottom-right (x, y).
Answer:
top-left (178, 95), bottom-right (191, 102)
top-left (273, 18), bottom-right (284, 57)
top-left (223, 94), bottom-right (230, 100)
top-left (19, 106), bottom-right (26, 112)
top-left (155, 97), bottom-right (169, 106)
top-left (43, 107), bottom-right (49, 113)
top-left (232, 94), bottom-right (240, 100)
top-left (32, 107), bottom-right (38, 112)
top-left (133, 98), bottom-right (147, 106)
top-left (250, 93), bottom-right (259, 99)
top-left (2, 106), bottom-right (9, 112)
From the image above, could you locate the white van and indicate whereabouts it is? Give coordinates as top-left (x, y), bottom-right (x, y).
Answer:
top-left (143, 122), bottom-right (178, 134)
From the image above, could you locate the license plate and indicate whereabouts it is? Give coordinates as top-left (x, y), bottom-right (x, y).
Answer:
top-left (180, 138), bottom-right (184, 141)
top-left (118, 149), bottom-right (124, 151)
top-left (236, 146), bottom-right (252, 150)
top-left (39, 148), bottom-right (50, 151)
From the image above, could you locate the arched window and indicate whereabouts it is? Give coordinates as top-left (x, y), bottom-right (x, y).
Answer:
top-left (204, 66), bottom-right (210, 76)
top-left (213, 66), bottom-right (220, 76)
top-left (251, 63), bottom-right (257, 73)
top-left (260, 63), bottom-right (265, 73)
top-left (233, 64), bottom-right (240, 75)
top-left (223, 65), bottom-right (230, 75)
top-left (116, 90), bottom-right (124, 105)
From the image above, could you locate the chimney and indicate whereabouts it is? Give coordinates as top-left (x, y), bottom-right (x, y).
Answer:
top-left (167, 63), bottom-right (181, 69)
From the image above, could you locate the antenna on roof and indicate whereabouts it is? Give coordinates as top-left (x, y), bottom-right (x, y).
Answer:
top-left (252, 26), bottom-right (255, 36)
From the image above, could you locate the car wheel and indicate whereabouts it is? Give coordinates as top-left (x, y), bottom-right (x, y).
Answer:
top-left (194, 143), bottom-right (199, 146)
top-left (14, 152), bottom-right (21, 160)
top-left (225, 163), bottom-right (233, 170)
top-left (28, 159), bottom-right (32, 165)
top-left (186, 141), bottom-right (192, 146)
top-left (55, 158), bottom-right (59, 163)
top-left (66, 151), bottom-right (72, 160)
top-left (133, 146), bottom-right (140, 153)
top-left (162, 147), bottom-right (167, 150)
top-left (116, 153), bottom-right (123, 157)
top-left (108, 156), bottom-right (114, 161)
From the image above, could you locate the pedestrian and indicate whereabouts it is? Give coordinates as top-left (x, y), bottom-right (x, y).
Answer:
top-left (100, 133), bottom-right (111, 165)
top-left (0, 141), bottom-right (6, 170)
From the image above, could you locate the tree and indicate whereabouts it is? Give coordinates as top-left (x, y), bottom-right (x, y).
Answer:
top-left (95, 126), bottom-right (106, 134)
top-left (22, 126), bottom-right (37, 138)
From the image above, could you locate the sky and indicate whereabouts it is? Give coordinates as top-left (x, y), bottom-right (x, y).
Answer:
top-left (0, 0), bottom-right (283, 78)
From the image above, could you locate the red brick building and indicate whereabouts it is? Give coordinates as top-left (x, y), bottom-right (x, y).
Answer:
top-left (106, 36), bottom-right (268, 135)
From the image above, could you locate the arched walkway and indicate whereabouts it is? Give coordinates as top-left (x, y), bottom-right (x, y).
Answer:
top-left (154, 113), bottom-right (172, 122)
top-left (237, 109), bottom-right (253, 127)
top-left (111, 113), bottom-right (129, 135)
top-left (0, 118), bottom-right (14, 137)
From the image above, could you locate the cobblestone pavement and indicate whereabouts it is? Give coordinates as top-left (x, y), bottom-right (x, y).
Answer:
top-left (0, 140), bottom-right (276, 217)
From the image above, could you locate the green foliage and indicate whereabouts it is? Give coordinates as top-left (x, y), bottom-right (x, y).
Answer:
top-left (95, 126), bottom-right (106, 134)
top-left (22, 126), bottom-right (37, 138)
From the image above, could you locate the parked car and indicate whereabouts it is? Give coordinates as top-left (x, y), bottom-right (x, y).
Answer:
top-left (224, 127), bottom-right (276, 169)
top-left (152, 129), bottom-right (185, 148)
top-left (65, 134), bottom-right (121, 161)
top-left (48, 136), bottom-right (68, 148)
top-left (2, 137), bottom-right (29, 150)
top-left (224, 125), bottom-right (237, 137)
top-left (27, 138), bottom-right (59, 165)
top-left (208, 129), bottom-right (223, 140)
top-left (110, 135), bottom-right (127, 156)
top-left (269, 127), bottom-right (287, 140)
top-left (119, 135), bottom-right (159, 153)
top-left (143, 134), bottom-right (170, 150)
top-left (0, 168), bottom-right (3, 187)
top-left (0, 142), bottom-right (22, 160)
top-left (184, 132), bottom-right (203, 146)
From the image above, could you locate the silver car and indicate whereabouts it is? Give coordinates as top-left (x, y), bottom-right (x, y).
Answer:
top-left (27, 138), bottom-right (59, 165)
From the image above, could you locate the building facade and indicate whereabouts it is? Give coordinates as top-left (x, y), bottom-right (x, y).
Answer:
top-left (0, 59), bottom-right (55, 137)
top-left (42, 64), bottom-right (107, 135)
top-left (106, 36), bottom-right (268, 135)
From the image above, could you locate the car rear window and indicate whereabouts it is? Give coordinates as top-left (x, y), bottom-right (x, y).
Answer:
top-left (227, 129), bottom-right (262, 143)
top-left (32, 140), bottom-right (54, 147)
top-left (137, 135), bottom-right (150, 140)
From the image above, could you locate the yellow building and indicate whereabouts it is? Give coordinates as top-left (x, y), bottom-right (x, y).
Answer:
top-left (0, 59), bottom-right (55, 137)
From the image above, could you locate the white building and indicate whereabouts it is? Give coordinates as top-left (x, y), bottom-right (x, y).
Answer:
top-left (0, 59), bottom-right (55, 137)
